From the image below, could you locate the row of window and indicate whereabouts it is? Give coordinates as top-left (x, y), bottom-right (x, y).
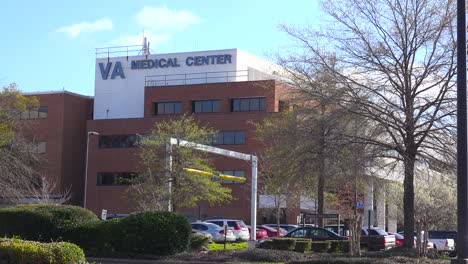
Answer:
top-left (98, 131), bottom-right (246, 149)
top-left (19, 106), bottom-right (48, 120)
top-left (154, 97), bottom-right (267, 115)
top-left (96, 170), bottom-right (245, 186)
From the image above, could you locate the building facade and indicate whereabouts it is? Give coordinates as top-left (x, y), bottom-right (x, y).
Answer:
top-left (24, 47), bottom-right (301, 224)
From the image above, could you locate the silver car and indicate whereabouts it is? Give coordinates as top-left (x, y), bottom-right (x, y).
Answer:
top-left (204, 219), bottom-right (250, 241)
top-left (191, 222), bottom-right (236, 242)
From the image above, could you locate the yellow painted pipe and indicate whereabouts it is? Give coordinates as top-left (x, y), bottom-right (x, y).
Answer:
top-left (184, 168), bottom-right (246, 182)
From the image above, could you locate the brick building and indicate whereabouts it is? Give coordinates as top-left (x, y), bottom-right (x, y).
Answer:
top-left (24, 46), bottom-right (301, 224)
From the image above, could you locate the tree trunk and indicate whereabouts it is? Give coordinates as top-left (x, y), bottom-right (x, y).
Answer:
top-left (317, 119), bottom-right (326, 228)
top-left (276, 197), bottom-right (281, 231)
top-left (403, 154), bottom-right (415, 248)
top-left (349, 214), bottom-right (362, 256)
top-left (317, 155), bottom-right (325, 227)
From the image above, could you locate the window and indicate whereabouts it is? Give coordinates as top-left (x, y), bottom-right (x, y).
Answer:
top-left (33, 142), bottom-right (47, 154)
top-left (310, 228), bottom-right (330, 239)
top-left (232, 98), bottom-right (266, 112)
top-left (192, 100), bottom-right (220, 113)
top-left (97, 172), bottom-right (136, 186)
top-left (289, 228), bottom-right (308, 238)
top-left (99, 134), bottom-right (140, 148)
top-left (19, 106), bottom-right (48, 120)
top-left (212, 170), bottom-right (245, 184)
top-left (155, 102), bottom-right (181, 115)
top-left (214, 131), bottom-right (246, 145)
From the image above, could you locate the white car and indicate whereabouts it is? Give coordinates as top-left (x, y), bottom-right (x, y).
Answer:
top-left (204, 219), bottom-right (250, 241)
top-left (427, 231), bottom-right (456, 253)
top-left (191, 222), bottom-right (236, 242)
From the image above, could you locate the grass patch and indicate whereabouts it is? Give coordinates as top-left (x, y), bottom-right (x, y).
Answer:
top-left (209, 242), bottom-right (247, 251)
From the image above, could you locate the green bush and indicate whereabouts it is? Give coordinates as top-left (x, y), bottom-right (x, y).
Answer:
top-left (271, 238), bottom-right (297, 251)
top-left (328, 240), bottom-right (350, 253)
top-left (62, 219), bottom-right (112, 252)
top-left (105, 211), bottom-right (191, 255)
top-left (234, 248), bottom-right (311, 263)
top-left (0, 204), bottom-right (98, 242)
top-left (294, 239), bottom-right (311, 253)
top-left (190, 234), bottom-right (210, 251)
top-left (0, 238), bottom-right (87, 264)
top-left (310, 241), bottom-right (330, 253)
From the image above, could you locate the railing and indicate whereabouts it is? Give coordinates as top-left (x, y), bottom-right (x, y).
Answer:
top-left (95, 45), bottom-right (143, 59)
top-left (145, 70), bottom-right (250, 87)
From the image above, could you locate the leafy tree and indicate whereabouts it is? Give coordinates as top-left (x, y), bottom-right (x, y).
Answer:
top-left (0, 83), bottom-right (42, 202)
top-left (128, 115), bottom-right (232, 212)
top-left (279, 0), bottom-right (456, 247)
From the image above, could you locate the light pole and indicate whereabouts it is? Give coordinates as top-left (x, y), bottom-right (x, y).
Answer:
top-left (455, 0), bottom-right (468, 263)
top-left (84, 131), bottom-right (99, 209)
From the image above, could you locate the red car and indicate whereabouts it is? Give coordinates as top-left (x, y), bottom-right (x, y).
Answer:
top-left (257, 225), bottom-right (287, 237)
top-left (248, 226), bottom-right (268, 239)
top-left (388, 232), bottom-right (415, 247)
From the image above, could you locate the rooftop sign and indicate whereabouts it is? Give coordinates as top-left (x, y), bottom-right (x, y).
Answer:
top-left (98, 54), bottom-right (232, 80)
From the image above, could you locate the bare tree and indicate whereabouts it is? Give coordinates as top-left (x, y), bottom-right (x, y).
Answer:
top-left (0, 84), bottom-right (43, 203)
top-left (279, 0), bottom-right (456, 247)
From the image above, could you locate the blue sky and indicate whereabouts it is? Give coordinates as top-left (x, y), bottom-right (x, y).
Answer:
top-left (0, 0), bottom-right (320, 96)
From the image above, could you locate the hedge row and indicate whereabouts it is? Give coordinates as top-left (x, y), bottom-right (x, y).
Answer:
top-left (0, 204), bottom-right (192, 256)
top-left (63, 211), bottom-right (192, 255)
top-left (264, 238), bottom-right (350, 254)
top-left (0, 204), bottom-right (98, 242)
top-left (0, 238), bottom-right (87, 264)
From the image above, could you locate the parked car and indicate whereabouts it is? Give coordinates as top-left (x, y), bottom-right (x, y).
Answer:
top-left (204, 219), bottom-right (250, 241)
top-left (105, 213), bottom-right (129, 220)
top-left (284, 226), bottom-right (348, 241)
top-left (263, 224), bottom-right (299, 232)
top-left (257, 225), bottom-right (286, 237)
top-left (324, 225), bottom-right (348, 237)
top-left (192, 229), bottom-right (213, 242)
top-left (361, 227), bottom-right (395, 251)
top-left (428, 230), bottom-right (456, 253)
top-left (248, 226), bottom-right (268, 239)
top-left (388, 231), bottom-right (433, 249)
top-left (256, 226), bottom-right (347, 249)
top-left (191, 222), bottom-right (236, 243)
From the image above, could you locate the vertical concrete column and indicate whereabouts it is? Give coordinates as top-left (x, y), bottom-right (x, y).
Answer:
top-left (362, 179), bottom-right (374, 228)
top-left (387, 202), bottom-right (397, 233)
top-left (375, 185), bottom-right (386, 229)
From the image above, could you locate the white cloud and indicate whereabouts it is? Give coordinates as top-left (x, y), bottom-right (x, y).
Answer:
top-left (111, 32), bottom-right (171, 47)
top-left (135, 6), bottom-right (200, 31)
top-left (57, 17), bottom-right (113, 38)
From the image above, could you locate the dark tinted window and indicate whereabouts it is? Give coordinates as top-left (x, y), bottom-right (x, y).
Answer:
top-left (214, 131), bottom-right (246, 145)
top-left (232, 97), bottom-right (266, 112)
top-left (207, 221), bottom-right (223, 227)
top-left (97, 172), bottom-right (136, 185)
top-left (192, 100), bottom-right (221, 113)
top-left (99, 135), bottom-right (140, 148)
top-left (289, 228), bottom-right (308, 238)
top-left (213, 170), bottom-right (245, 184)
top-left (155, 102), bottom-right (182, 115)
top-left (429, 231), bottom-right (457, 239)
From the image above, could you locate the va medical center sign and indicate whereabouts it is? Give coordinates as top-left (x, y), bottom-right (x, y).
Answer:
top-left (99, 54), bottom-right (233, 80)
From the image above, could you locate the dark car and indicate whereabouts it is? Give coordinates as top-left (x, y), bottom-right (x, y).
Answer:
top-left (263, 224), bottom-right (299, 232)
top-left (361, 228), bottom-right (395, 251)
top-left (257, 225), bottom-right (287, 237)
top-left (283, 226), bottom-right (348, 241)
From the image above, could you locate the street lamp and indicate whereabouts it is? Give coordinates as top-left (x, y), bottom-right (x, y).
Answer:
top-left (84, 131), bottom-right (99, 209)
